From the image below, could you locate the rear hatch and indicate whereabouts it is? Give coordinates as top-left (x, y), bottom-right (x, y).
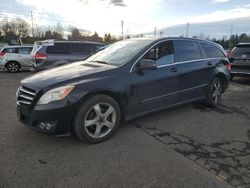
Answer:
top-left (0, 48), bottom-right (6, 62)
top-left (230, 44), bottom-right (250, 73)
top-left (31, 40), bottom-right (54, 65)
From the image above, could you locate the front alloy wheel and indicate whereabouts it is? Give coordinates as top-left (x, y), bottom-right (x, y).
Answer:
top-left (84, 103), bottom-right (116, 138)
top-left (74, 94), bottom-right (121, 143)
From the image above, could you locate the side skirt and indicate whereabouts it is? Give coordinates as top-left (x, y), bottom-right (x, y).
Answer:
top-left (125, 97), bottom-right (205, 121)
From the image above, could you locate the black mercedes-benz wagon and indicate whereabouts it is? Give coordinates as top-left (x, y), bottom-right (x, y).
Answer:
top-left (16, 37), bottom-right (231, 143)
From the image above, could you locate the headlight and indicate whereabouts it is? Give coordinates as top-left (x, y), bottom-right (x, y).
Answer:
top-left (37, 85), bottom-right (75, 105)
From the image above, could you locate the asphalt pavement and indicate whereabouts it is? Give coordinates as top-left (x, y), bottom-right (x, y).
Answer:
top-left (0, 70), bottom-right (249, 188)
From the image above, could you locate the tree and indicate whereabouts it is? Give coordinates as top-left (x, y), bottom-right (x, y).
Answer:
top-left (104, 33), bottom-right (111, 43)
top-left (68, 27), bottom-right (82, 40)
top-left (14, 18), bottom-right (29, 38)
top-left (45, 30), bottom-right (53, 39)
top-left (1, 17), bottom-right (29, 38)
top-left (52, 31), bottom-right (63, 40)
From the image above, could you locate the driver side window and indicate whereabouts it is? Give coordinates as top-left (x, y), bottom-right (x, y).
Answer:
top-left (143, 41), bottom-right (175, 66)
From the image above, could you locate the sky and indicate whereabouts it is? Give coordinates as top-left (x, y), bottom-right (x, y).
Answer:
top-left (0, 0), bottom-right (250, 36)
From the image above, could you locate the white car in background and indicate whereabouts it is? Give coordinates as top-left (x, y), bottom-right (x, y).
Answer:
top-left (0, 45), bottom-right (33, 73)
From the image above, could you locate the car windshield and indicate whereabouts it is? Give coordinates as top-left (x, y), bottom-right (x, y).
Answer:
top-left (86, 39), bottom-right (153, 66)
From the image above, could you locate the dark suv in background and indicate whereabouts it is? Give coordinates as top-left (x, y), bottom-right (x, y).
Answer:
top-left (17, 38), bottom-right (230, 143)
top-left (31, 40), bottom-right (105, 71)
top-left (229, 43), bottom-right (250, 79)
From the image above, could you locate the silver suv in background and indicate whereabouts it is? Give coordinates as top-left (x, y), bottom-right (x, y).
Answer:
top-left (31, 40), bottom-right (105, 71)
top-left (0, 46), bottom-right (33, 73)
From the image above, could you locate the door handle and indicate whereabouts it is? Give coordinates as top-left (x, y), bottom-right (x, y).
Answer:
top-left (207, 62), bottom-right (213, 66)
top-left (170, 67), bottom-right (178, 72)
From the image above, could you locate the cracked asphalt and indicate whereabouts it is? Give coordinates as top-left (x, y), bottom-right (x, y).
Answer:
top-left (0, 71), bottom-right (250, 188)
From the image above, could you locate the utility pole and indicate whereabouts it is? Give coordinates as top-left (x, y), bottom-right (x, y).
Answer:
top-left (31, 11), bottom-right (34, 37)
top-left (121, 20), bottom-right (124, 39)
top-left (229, 25), bottom-right (234, 49)
top-left (186, 23), bottom-right (190, 38)
top-left (230, 25), bottom-right (234, 37)
top-left (160, 31), bottom-right (163, 37)
top-left (154, 27), bottom-right (157, 37)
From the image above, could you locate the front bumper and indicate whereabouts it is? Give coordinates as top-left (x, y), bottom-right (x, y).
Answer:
top-left (16, 96), bottom-right (79, 135)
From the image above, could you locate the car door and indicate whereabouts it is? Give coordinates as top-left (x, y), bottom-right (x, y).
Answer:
top-left (45, 42), bottom-right (70, 67)
top-left (173, 40), bottom-right (213, 102)
top-left (17, 47), bottom-right (33, 68)
top-left (130, 40), bottom-right (180, 114)
top-left (69, 43), bottom-right (95, 62)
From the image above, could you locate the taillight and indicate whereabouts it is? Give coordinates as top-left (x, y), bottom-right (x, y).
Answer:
top-left (224, 63), bottom-right (231, 70)
top-left (34, 53), bottom-right (48, 60)
top-left (226, 52), bottom-right (232, 58)
top-left (0, 52), bottom-right (5, 57)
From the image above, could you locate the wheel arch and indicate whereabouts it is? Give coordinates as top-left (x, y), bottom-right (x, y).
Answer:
top-left (76, 89), bottom-right (129, 122)
top-left (5, 60), bottom-right (21, 69)
top-left (215, 72), bottom-right (227, 92)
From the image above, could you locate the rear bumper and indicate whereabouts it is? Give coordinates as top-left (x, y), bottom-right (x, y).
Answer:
top-left (231, 68), bottom-right (250, 77)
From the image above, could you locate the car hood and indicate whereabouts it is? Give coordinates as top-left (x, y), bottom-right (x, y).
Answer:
top-left (21, 61), bottom-right (117, 90)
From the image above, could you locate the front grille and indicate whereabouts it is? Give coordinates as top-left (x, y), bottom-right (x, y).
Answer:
top-left (16, 86), bottom-right (36, 105)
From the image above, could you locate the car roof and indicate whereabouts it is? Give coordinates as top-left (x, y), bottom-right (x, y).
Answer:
top-left (3, 45), bottom-right (33, 48)
top-left (236, 43), bottom-right (250, 47)
top-left (52, 40), bottom-right (104, 45)
top-left (128, 37), bottom-right (224, 50)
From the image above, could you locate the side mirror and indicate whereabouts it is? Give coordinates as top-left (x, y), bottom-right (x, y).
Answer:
top-left (137, 59), bottom-right (157, 70)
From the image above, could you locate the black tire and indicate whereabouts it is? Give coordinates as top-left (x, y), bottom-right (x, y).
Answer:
top-left (6, 61), bottom-right (20, 73)
top-left (73, 94), bottom-right (121, 144)
top-left (230, 75), bottom-right (234, 81)
top-left (204, 77), bottom-right (223, 107)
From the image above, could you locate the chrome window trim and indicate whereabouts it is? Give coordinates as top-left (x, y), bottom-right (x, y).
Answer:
top-left (140, 84), bottom-right (208, 103)
top-left (231, 71), bottom-right (250, 75)
top-left (129, 38), bottom-right (223, 73)
top-left (157, 58), bottom-right (221, 68)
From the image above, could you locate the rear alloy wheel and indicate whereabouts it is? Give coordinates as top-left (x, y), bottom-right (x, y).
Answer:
top-left (74, 94), bottom-right (121, 143)
top-left (6, 62), bottom-right (20, 73)
top-left (204, 77), bottom-right (222, 107)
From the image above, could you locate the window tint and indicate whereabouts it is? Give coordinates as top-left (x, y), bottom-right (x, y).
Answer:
top-left (46, 43), bottom-right (70, 54)
top-left (96, 45), bottom-right (105, 51)
top-left (143, 41), bottom-right (174, 66)
top-left (2, 48), bottom-right (18, 53)
top-left (231, 47), bottom-right (250, 58)
top-left (71, 43), bottom-right (97, 55)
top-left (201, 43), bottom-right (225, 58)
top-left (199, 43), bottom-right (208, 58)
top-left (18, 47), bottom-right (32, 54)
top-left (175, 40), bottom-right (201, 62)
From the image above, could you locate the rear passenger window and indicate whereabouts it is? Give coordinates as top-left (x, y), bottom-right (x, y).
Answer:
top-left (174, 40), bottom-right (201, 62)
top-left (231, 47), bottom-right (250, 58)
top-left (46, 43), bottom-right (70, 54)
top-left (201, 43), bottom-right (225, 58)
top-left (71, 43), bottom-right (98, 55)
top-left (18, 47), bottom-right (32, 54)
top-left (143, 41), bottom-right (174, 66)
top-left (3, 48), bottom-right (18, 53)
